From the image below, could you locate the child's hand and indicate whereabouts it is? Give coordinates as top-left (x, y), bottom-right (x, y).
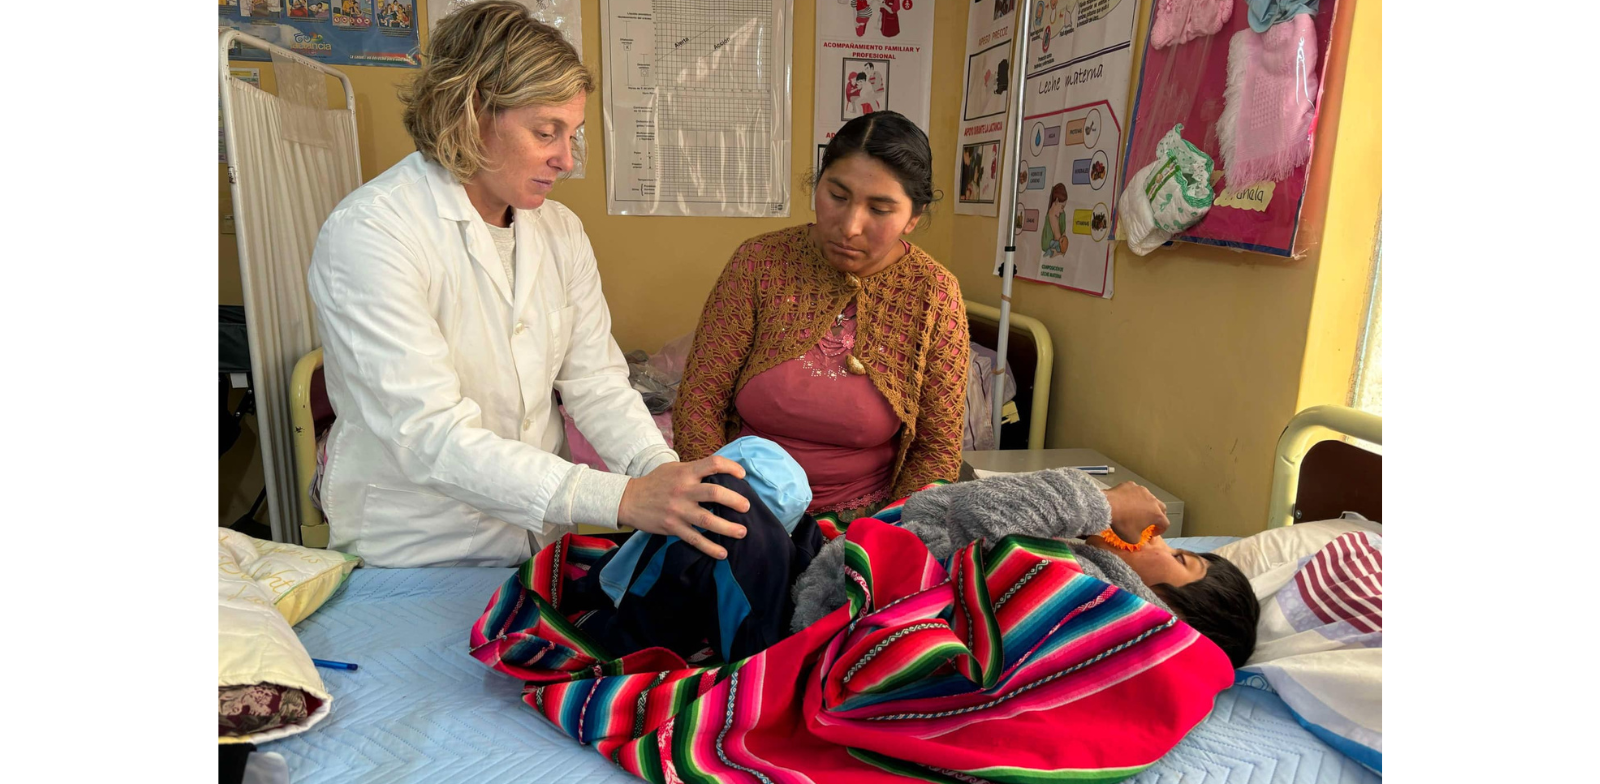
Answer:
top-left (1103, 482), bottom-right (1169, 543)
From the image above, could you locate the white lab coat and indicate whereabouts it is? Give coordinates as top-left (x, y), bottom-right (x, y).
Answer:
top-left (308, 152), bottom-right (672, 568)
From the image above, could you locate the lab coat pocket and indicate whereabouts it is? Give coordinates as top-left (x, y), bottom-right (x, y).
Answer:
top-left (546, 305), bottom-right (576, 382)
top-left (360, 485), bottom-right (482, 565)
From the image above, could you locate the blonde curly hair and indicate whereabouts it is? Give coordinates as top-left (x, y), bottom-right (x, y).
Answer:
top-left (400, 0), bottom-right (594, 183)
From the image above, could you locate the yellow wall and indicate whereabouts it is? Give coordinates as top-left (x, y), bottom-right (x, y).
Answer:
top-left (220, 0), bottom-right (1381, 536)
top-left (1294, 0), bottom-right (1382, 412)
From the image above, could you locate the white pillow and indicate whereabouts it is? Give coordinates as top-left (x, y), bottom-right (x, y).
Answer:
top-left (1212, 514), bottom-right (1381, 580)
top-left (1235, 528), bottom-right (1383, 773)
top-left (219, 532), bottom-right (336, 744)
top-left (218, 528), bottom-right (360, 626)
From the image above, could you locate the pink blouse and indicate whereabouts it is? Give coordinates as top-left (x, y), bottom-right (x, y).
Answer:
top-left (734, 302), bottom-right (901, 512)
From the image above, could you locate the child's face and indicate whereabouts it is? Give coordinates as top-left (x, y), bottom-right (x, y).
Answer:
top-left (1093, 535), bottom-right (1207, 588)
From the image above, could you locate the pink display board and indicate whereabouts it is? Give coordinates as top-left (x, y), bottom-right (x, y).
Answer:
top-left (1120, 1), bottom-right (1338, 257)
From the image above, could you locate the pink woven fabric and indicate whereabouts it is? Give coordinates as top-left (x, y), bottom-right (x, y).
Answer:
top-left (1219, 14), bottom-right (1320, 187)
top-left (1151, 0), bottom-right (1233, 49)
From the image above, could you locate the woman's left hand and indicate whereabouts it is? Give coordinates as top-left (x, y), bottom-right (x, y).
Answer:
top-left (618, 456), bottom-right (753, 559)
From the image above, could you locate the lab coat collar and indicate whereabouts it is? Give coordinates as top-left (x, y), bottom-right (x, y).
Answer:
top-left (419, 154), bottom-right (515, 305)
top-left (420, 153), bottom-right (480, 223)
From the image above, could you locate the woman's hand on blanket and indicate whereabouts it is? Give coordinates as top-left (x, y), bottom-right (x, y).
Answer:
top-left (618, 457), bottom-right (752, 559)
top-left (1104, 482), bottom-right (1169, 543)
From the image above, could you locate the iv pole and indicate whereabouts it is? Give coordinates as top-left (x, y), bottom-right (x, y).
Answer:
top-left (991, 6), bottom-right (1035, 442)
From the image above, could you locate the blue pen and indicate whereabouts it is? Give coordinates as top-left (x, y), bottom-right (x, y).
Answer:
top-left (312, 658), bottom-right (359, 671)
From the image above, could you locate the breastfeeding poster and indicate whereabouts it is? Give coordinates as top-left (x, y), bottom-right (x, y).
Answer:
top-left (954, 0), bottom-right (1019, 217)
top-left (220, 0), bottom-right (421, 68)
top-left (813, 1), bottom-right (937, 178)
top-left (1001, 0), bottom-right (1138, 299)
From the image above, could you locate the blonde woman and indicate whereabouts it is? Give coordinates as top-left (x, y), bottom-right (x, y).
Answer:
top-left (309, 1), bottom-right (749, 569)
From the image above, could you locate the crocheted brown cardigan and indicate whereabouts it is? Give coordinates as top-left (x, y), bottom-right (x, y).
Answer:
top-left (673, 225), bottom-right (970, 500)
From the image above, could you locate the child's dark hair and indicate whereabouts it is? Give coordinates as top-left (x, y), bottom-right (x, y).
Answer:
top-left (817, 110), bottom-right (937, 216)
top-left (1152, 553), bottom-right (1259, 668)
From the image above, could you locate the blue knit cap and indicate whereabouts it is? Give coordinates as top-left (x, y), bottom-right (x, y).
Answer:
top-left (712, 436), bottom-right (811, 534)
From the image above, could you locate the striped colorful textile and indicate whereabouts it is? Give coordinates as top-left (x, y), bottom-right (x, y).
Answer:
top-left (1292, 531), bottom-right (1382, 636)
top-left (470, 518), bottom-right (1233, 783)
top-left (812, 481), bottom-right (946, 540)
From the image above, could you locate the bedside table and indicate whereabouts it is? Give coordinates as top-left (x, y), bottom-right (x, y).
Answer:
top-left (960, 449), bottom-right (1186, 537)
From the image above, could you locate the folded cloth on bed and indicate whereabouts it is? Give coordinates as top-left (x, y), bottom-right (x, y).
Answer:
top-left (219, 530), bottom-right (356, 744)
top-left (1237, 528), bottom-right (1383, 773)
top-left (470, 519), bottom-right (1234, 782)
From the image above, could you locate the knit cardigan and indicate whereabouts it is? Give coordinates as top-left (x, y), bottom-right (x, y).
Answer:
top-left (673, 225), bottom-right (970, 500)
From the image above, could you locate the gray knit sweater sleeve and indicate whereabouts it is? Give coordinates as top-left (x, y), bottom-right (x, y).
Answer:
top-left (900, 468), bottom-right (1113, 561)
top-left (790, 469), bottom-right (1138, 632)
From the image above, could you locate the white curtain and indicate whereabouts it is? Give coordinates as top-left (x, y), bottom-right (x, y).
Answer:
top-left (225, 55), bottom-right (360, 543)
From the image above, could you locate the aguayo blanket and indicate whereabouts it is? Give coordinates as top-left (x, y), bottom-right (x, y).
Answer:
top-left (470, 519), bottom-right (1232, 783)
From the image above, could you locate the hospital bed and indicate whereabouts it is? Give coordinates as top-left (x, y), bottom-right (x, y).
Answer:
top-left (264, 402), bottom-right (1381, 783)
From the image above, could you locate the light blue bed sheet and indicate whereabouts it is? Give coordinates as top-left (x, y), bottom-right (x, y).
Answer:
top-left (264, 537), bottom-right (1378, 784)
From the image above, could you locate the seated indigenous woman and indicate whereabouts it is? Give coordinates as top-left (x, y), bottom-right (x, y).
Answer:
top-left (673, 111), bottom-right (970, 521)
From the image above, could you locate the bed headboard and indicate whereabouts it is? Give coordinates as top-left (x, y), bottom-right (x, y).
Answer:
top-left (1267, 405), bottom-right (1382, 528)
top-left (963, 300), bottom-right (1054, 450)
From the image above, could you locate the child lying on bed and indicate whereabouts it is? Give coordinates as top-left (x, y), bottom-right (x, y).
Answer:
top-left (472, 463), bottom-right (1243, 782)
top-left (571, 453), bottom-right (1258, 668)
top-left (792, 468), bottom-right (1261, 667)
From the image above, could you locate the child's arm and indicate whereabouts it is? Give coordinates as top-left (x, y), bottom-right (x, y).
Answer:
top-left (899, 470), bottom-right (1169, 560)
